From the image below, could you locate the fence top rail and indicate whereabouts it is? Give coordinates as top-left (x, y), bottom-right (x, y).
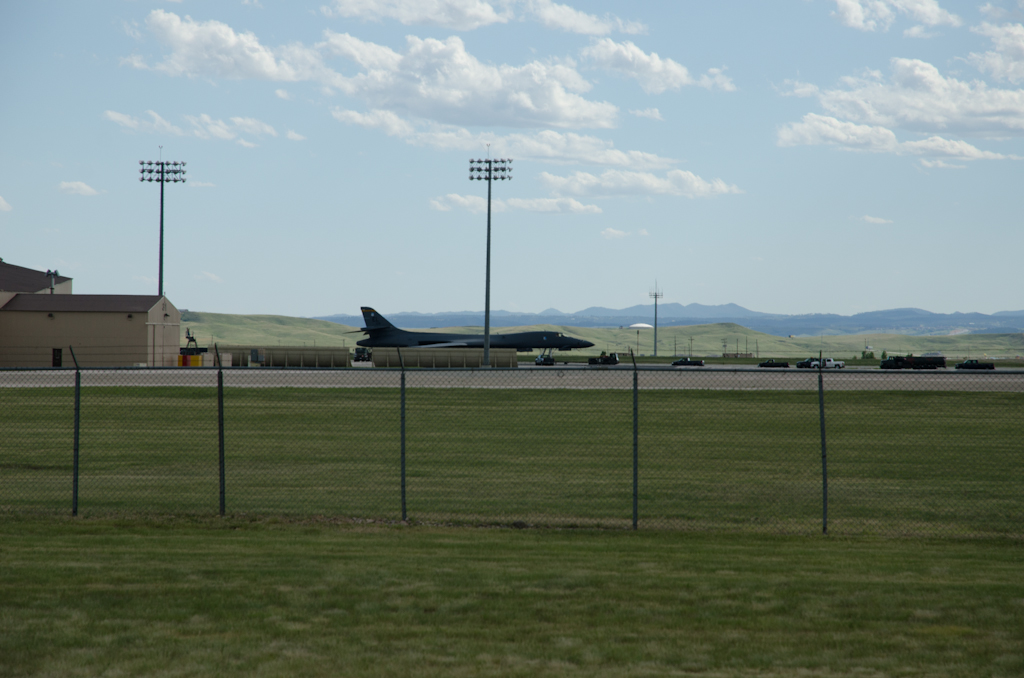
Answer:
top-left (3, 365), bottom-right (1024, 375)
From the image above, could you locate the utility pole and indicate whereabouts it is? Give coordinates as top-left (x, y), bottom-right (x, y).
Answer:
top-left (649, 282), bottom-right (663, 357)
top-left (139, 151), bottom-right (186, 297)
top-left (468, 152), bottom-right (512, 366)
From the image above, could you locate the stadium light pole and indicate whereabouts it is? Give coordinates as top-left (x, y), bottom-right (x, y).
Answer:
top-left (649, 282), bottom-right (663, 357)
top-left (469, 155), bottom-right (512, 366)
top-left (139, 156), bottom-right (186, 297)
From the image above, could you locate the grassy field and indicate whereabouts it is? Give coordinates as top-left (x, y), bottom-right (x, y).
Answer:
top-left (179, 311), bottom-right (1024, 360)
top-left (1, 519), bottom-right (1022, 677)
top-left (3, 385), bottom-right (1021, 536)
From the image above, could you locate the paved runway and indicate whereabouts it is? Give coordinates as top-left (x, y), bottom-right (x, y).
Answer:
top-left (3, 367), bottom-right (1023, 392)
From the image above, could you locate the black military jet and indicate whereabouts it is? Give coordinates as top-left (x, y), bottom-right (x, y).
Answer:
top-left (356, 307), bottom-right (594, 351)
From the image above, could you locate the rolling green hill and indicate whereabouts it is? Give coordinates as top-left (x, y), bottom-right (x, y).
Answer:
top-left (179, 312), bottom-right (1024, 360)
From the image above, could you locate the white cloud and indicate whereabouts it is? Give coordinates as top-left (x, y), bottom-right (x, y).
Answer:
top-left (188, 181), bottom-right (217, 187)
top-left (862, 215), bottom-right (893, 223)
top-left (186, 114), bottom-right (237, 140)
top-left (831, 0), bottom-right (961, 32)
top-left (919, 158), bottom-right (966, 168)
top-left (697, 67), bottom-right (736, 91)
top-left (59, 181), bottom-right (98, 196)
top-left (777, 113), bottom-right (1013, 159)
top-left (581, 39), bottom-right (691, 94)
top-left (275, 88), bottom-right (291, 99)
top-left (601, 227), bottom-right (627, 238)
top-left (323, 32), bottom-right (617, 128)
top-left (969, 22), bottom-right (1024, 84)
top-left (321, 0), bottom-right (510, 30)
top-left (799, 58), bottom-right (1024, 136)
top-left (541, 169), bottom-right (743, 198)
top-left (286, 130), bottom-right (306, 140)
top-left (236, 139), bottom-right (258, 148)
top-left (197, 271), bottom-right (224, 283)
top-left (429, 193), bottom-right (601, 213)
top-left (231, 117), bottom-right (277, 136)
top-left (333, 109), bottom-right (675, 168)
top-left (629, 108), bottom-right (663, 120)
top-left (143, 10), bottom-right (321, 81)
top-left (139, 11), bottom-right (620, 129)
top-left (980, 3), bottom-right (1008, 20)
top-left (319, 0), bottom-right (644, 34)
top-left (524, 0), bottom-right (645, 35)
top-left (104, 109), bottom-right (185, 136)
top-left (638, 228), bottom-right (649, 236)
top-left (903, 24), bottom-right (937, 38)
top-left (0, 196), bottom-right (11, 211)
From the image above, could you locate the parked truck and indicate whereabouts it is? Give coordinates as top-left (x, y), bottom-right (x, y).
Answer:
top-left (796, 357), bottom-right (845, 369)
top-left (955, 359), bottom-right (995, 370)
top-left (879, 355), bottom-right (946, 369)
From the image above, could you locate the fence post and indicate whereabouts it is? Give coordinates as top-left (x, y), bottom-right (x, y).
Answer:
top-left (70, 346), bottom-right (80, 517)
top-left (216, 343), bottom-right (225, 517)
top-left (398, 347), bottom-right (407, 522)
top-left (817, 351), bottom-right (828, 535)
top-left (630, 349), bottom-right (638, 531)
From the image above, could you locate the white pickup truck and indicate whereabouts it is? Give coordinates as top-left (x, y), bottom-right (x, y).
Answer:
top-left (796, 357), bottom-right (846, 369)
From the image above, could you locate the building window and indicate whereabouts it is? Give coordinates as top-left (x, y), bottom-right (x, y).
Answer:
top-left (52, 348), bottom-right (63, 368)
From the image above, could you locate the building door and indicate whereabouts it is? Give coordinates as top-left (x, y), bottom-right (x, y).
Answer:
top-left (52, 348), bottom-right (63, 367)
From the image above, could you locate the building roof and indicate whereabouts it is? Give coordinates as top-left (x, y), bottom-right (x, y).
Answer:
top-left (0, 260), bottom-right (72, 293)
top-left (0, 294), bottom-right (165, 313)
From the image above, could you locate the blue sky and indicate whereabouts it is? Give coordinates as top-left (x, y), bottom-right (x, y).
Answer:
top-left (2, 0), bottom-right (1022, 317)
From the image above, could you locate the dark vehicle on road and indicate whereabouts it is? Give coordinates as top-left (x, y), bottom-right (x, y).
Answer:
top-left (588, 353), bottom-right (620, 366)
top-left (880, 355), bottom-right (946, 369)
top-left (796, 357), bottom-right (817, 369)
top-left (535, 354), bottom-right (556, 366)
top-left (672, 357), bottom-right (705, 366)
top-left (758, 359), bottom-right (789, 368)
top-left (955, 359), bottom-right (995, 370)
top-left (353, 347), bottom-right (372, 362)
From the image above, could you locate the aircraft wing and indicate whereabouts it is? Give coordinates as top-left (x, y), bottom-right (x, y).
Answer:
top-left (415, 341), bottom-right (473, 348)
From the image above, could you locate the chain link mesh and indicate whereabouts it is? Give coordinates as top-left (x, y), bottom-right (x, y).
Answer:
top-left (1, 365), bottom-right (1021, 535)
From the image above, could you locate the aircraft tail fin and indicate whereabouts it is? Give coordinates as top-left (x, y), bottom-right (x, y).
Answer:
top-left (360, 307), bottom-right (395, 331)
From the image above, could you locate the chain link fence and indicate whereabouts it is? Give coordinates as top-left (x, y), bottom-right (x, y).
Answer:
top-left (1, 363), bottom-right (1021, 536)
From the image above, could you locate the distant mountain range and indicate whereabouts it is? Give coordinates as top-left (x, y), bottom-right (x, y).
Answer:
top-left (315, 304), bottom-right (1024, 337)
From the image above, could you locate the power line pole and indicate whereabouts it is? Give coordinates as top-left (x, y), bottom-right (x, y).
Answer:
top-left (468, 154), bottom-right (511, 366)
top-left (649, 282), bottom-right (663, 357)
top-left (139, 153), bottom-right (186, 297)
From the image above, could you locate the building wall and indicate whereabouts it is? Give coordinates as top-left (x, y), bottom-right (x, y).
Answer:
top-left (0, 299), bottom-right (180, 368)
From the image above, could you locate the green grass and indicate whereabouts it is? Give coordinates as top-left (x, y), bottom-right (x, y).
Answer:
top-left (2, 386), bottom-right (1021, 536)
top-left (1, 520), bottom-right (1022, 677)
top-left (179, 311), bottom-right (1024, 359)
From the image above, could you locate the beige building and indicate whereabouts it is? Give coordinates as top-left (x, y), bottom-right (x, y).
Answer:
top-left (0, 260), bottom-right (180, 367)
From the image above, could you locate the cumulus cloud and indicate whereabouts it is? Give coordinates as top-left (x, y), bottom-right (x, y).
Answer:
top-left (790, 58), bottom-right (1024, 136)
top-left (332, 109), bottom-right (675, 167)
top-left (429, 193), bottom-right (601, 213)
top-left (0, 196), bottom-right (11, 211)
top-left (919, 158), bottom-right (966, 168)
top-left (862, 215), bottom-right (893, 223)
top-left (286, 130), bottom-right (306, 140)
top-left (319, 0), bottom-right (644, 34)
top-left (323, 32), bottom-right (617, 128)
top-left (601, 227), bottom-right (627, 238)
top-left (524, 0), bottom-right (645, 35)
top-left (275, 88), bottom-right (291, 99)
top-left (969, 22), bottom-right (1024, 84)
top-left (830, 0), bottom-right (961, 32)
top-left (59, 182), bottom-right (99, 196)
top-left (778, 113), bottom-right (1013, 160)
top-left (321, 0), bottom-right (510, 30)
top-left (137, 11), bottom-right (619, 129)
top-left (629, 108), bottom-right (663, 120)
top-left (581, 39), bottom-right (733, 93)
top-left (104, 109), bottom-right (185, 135)
top-left (541, 169), bottom-right (743, 198)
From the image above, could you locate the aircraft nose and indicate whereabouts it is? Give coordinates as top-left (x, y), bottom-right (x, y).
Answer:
top-left (580, 339), bottom-right (595, 348)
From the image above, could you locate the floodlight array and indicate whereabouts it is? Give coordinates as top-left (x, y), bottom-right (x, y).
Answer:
top-left (138, 160), bottom-right (187, 183)
top-left (468, 158), bottom-right (512, 181)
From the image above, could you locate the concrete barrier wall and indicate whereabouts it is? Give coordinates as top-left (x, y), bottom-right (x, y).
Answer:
top-left (371, 347), bottom-right (517, 368)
